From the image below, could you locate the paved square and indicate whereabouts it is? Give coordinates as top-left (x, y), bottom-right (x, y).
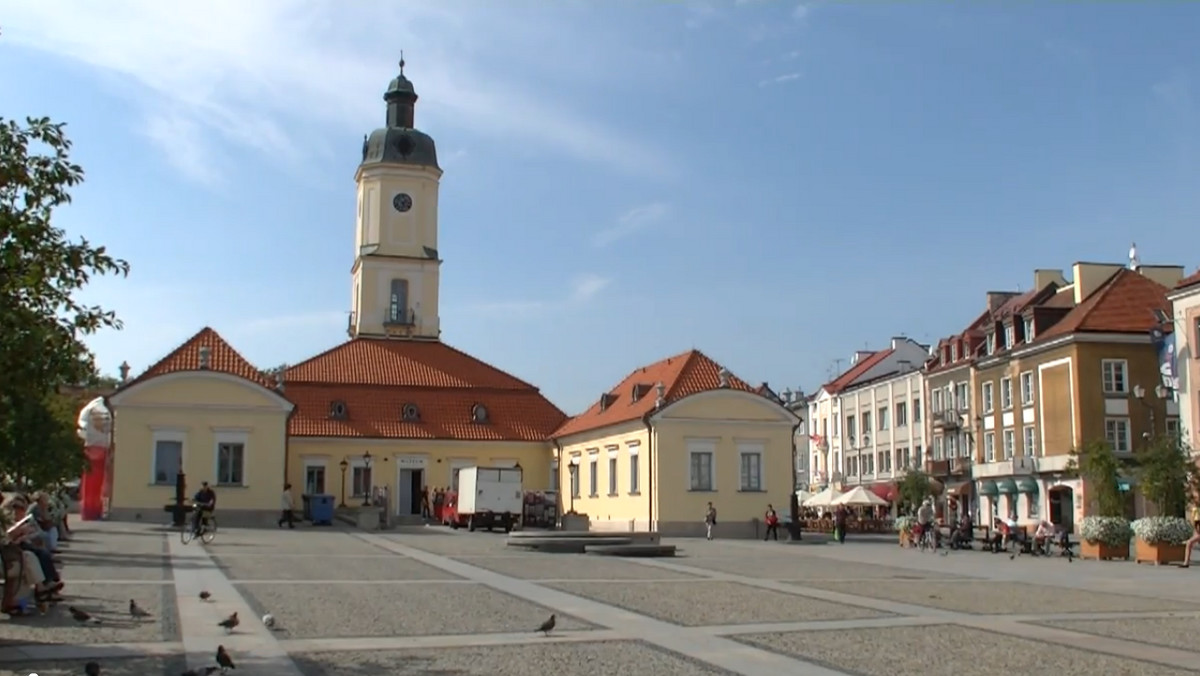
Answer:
top-left (539, 580), bottom-right (887, 626)
top-left (386, 532), bottom-right (515, 556)
top-left (204, 529), bottom-right (386, 556)
top-left (0, 656), bottom-right (186, 676)
top-left (0, 582), bottom-right (179, 644)
top-left (215, 553), bottom-right (460, 581)
top-left (290, 641), bottom-right (735, 675)
top-left (794, 579), bottom-right (1200, 614)
top-left (238, 582), bottom-right (592, 638)
top-left (57, 530), bottom-right (170, 581)
top-left (676, 553), bottom-right (957, 581)
top-left (454, 554), bottom-right (698, 580)
top-left (1035, 616), bottom-right (1200, 654)
top-left (734, 624), bottom-right (1197, 676)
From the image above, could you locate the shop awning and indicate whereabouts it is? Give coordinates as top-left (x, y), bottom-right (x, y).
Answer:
top-left (945, 481), bottom-right (972, 497)
top-left (1015, 477), bottom-right (1039, 494)
top-left (868, 482), bottom-right (899, 502)
top-left (995, 478), bottom-right (1018, 495)
top-left (978, 479), bottom-right (998, 497)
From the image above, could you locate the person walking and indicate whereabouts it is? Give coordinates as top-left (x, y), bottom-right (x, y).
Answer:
top-left (278, 483), bottom-right (296, 529)
top-left (704, 502), bottom-right (718, 540)
top-left (834, 505), bottom-right (848, 544)
top-left (1183, 503), bottom-right (1200, 568)
top-left (764, 504), bottom-right (780, 541)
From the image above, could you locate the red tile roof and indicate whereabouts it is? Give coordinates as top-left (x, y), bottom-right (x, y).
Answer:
top-left (823, 349), bottom-right (894, 394)
top-left (551, 350), bottom-right (756, 439)
top-left (1037, 269), bottom-right (1171, 341)
top-left (283, 338), bottom-right (566, 442)
top-left (1176, 268), bottom-right (1200, 292)
top-left (117, 327), bottom-right (274, 393)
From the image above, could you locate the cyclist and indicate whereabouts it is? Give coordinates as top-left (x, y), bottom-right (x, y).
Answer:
top-left (916, 497), bottom-right (936, 549)
top-left (192, 481), bottom-right (217, 537)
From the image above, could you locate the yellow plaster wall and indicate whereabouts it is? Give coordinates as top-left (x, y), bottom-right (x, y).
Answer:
top-left (554, 421), bottom-right (651, 529)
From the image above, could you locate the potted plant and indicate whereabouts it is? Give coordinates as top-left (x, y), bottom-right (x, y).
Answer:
top-left (1132, 435), bottom-right (1197, 565)
top-left (1068, 440), bottom-right (1132, 561)
top-left (894, 515), bottom-right (916, 547)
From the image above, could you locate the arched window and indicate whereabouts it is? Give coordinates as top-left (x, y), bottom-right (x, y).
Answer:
top-left (401, 403), bottom-right (421, 422)
top-left (471, 403), bottom-right (489, 423)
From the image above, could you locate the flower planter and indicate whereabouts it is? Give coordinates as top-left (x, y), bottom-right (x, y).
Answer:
top-left (899, 529), bottom-right (910, 548)
top-left (1134, 538), bottom-right (1187, 566)
top-left (1079, 540), bottom-right (1129, 561)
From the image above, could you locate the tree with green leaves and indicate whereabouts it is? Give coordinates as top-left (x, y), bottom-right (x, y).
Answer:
top-left (1067, 439), bottom-right (1126, 517)
top-left (1, 116), bottom-right (128, 484)
top-left (896, 468), bottom-right (933, 514)
top-left (1135, 434), bottom-right (1196, 519)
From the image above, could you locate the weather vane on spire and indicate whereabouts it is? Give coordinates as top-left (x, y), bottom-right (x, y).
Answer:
top-left (399, 50), bottom-right (406, 76)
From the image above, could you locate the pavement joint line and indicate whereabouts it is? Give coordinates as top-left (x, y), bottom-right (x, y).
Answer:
top-left (0, 641), bottom-right (185, 664)
top-left (167, 536), bottom-right (305, 676)
top-left (276, 629), bottom-right (628, 653)
top-left (630, 553), bottom-right (1200, 670)
top-left (228, 578), bottom-right (478, 585)
top-left (353, 532), bottom-right (853, 676)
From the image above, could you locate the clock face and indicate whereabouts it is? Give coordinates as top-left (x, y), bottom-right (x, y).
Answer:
top-left (393, 193), bottom-right (413, 213)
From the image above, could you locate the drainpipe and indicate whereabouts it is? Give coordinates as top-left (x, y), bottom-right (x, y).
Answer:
top-left (642, 413), bottom-right (655, 533)
top-left (551, 438), bottom-right (563, 519)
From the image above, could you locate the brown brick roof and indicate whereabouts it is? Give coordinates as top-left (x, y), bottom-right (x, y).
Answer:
top-left (116, 327), bottom-right (274, 393)
top-left (1037, 269), bottom-right (1171, 341)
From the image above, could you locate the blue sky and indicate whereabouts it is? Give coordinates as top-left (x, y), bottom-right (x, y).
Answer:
top-left (1, 1), bottom-right (1197, 414)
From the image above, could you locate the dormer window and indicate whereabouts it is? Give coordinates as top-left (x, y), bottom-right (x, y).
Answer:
top-left (599, 393), bottom-right (617, 411)
top-left (985, 333), bottom-right (996, 355)
top-left (329, 400), bottom-right (349, 420)
top-left (1023, 316), bottom-right (1035, 343)
top-left (401, 403), bottom-right (421, 422)
top-left (471, 403), bottom-right (489, 423)
top-left (631, 383), bottom-right (651, 403)
top-left (950, 343), bottom-right (959, 361)
top-left (1004, 323), bottom-right (1015, 349)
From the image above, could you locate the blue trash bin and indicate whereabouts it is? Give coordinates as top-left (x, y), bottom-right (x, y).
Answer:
top-left (310, 494), bottom-right (335, 526)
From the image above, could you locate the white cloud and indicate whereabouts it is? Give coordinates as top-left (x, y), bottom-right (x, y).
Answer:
top-left (592, 202), bottom-right (671, 247)
top-left (759, 72), bottom-right (802, 88)
top-left (569, 274), bottom-right (611, 303)
top-left (1, 0), bottom-right (675, 184)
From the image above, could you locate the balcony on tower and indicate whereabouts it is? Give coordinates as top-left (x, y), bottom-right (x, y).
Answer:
top-left (383, 307), bottom-right (419, 337)
top-left (346, 311), bottom-right (358, 339)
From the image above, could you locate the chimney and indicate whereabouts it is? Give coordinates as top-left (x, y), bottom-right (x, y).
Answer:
top-left (782, 387), bottom-right (793, 404)
top-left (1033, 268), bottom-right (1066, 290)
top-left (1071, 262), bottom-right (1125, 305)
top-left (197, 346), bottom-right (211, 370)
top-left (118, 361), bottom-right (131, 382)
top-left (718, 366), bottom-right (731, 388)
top-left (851, 350), bottom-right (873, 365)
top-left (655, 381), bottom-right (666, 408)
top-left (985, 292), bottom-right (1014, 313)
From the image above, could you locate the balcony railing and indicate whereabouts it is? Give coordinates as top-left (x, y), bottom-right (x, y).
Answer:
top-left (932, 410), bottom-right (961, 430)
top-left (384, 308), bottom-right (417, 326)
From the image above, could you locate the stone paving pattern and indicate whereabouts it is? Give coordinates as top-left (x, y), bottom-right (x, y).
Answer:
top-left (3, 523), bottom-right (1200, 675)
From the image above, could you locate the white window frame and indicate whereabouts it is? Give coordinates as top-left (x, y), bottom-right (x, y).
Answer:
top-left (986, 333), bottom-right (996, 355)
top-left (982, 382), bottom-right (995, 413)
top-left (737, 441), bottom-right (765, 492)
top-left (688, 439), bottom-right (716, 491)
top-left (877, 406), bottom-right (889, 431)
top-left (213, 431), bottom-right (248, 487)
top-left (1000, 377), bottom-right (1013, 410)
top-left (1023, 317), bottom-right (1035, 342)
top-left (1105, 417), bottom-right (1131, 453)
top-left (587, 450), bottom-right (599, 497)
top-left (933, 436), bottom-right (944, 460)
top-left (955, 383), bottom-right (969, 410)
top-left (302, 457), bottom-right (327, 494)
top-left (1002, 429), bottom-right (1015, 460)
top-left (913, 398), bottom-right (922, 422)
top-left (568, 455), bottom-right (581, 498)
top-left (150, 428), bottom-right (186, 486)
top-left (1019, 371), bottom-right (1034, 405)
top-left (845, 414), bottom-right (856, 441)
top-left (984, 432), bottom-right (996, 462)
top-left (1004, 324), bottom-right (1015, 348)
top-left (351, 459), bottom-right (373, 498)
top-left (951, 344), bottom-right (959, 361)
top-left (1101, 359), bottom-right (1129, 394)
top-left (932, 389), bottom-right (944, 413)
top-left (895, 401), bottom-right (907, 427)
top-left (627, 443), bottom-right (640, 494)
top-left (606, 446), bottom-right (619, 496)
top-left (1165, 418), bottom-right (1181, 442)
top-left (1023, 425), bottom-right (1037, 457)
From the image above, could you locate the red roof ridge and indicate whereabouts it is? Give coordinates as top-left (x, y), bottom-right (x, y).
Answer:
top-left (116, 326), bottom-right (273, 394)
top-left (823, 348), bottom-right (894, 394)
top-left (1035, 268), bottom-right (1171, 341)
top-left (1175, 268), bottom-right (1200, 292)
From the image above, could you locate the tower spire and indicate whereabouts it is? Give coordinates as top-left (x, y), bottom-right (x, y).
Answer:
top-left (399, 51), bottom-right (405, 76)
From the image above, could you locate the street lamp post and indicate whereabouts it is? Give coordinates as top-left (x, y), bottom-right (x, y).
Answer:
top-left (1132, 384), bottom-right (1168, 440)
top-left (567, 463), bottom-right (578, 513)
top-left (338, 459), bottom-right (349, 508)
top-left (362, 451), bottom-right (373, 507)
top-left (172, 464), bottom-right (188, 528)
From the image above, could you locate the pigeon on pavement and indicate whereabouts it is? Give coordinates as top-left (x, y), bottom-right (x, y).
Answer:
top-left (536, 614), bottom-right (556, 636)
top-left (129, 599), bottom-right (152, 618)
top-left (216, 645), bottom-right (236, 671)
top-left (217, 612), bottom-right (239, 633)
top-left (84, 661), bottom-right (100, 675)
top-left (199, 591), bottom-right (212, 602)
top-left (69, 606), bottom-right (101, 624)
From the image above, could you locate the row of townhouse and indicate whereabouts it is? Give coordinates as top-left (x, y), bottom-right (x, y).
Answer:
top-left (807, 247), bottom-right (1195, 531)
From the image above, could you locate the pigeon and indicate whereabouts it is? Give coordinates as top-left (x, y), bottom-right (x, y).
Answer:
top-left (198, 591), bottom-right (212, 602)
top-left (939, 550), bottom-right (949, 557)
top-left (261, 613), bottom-right (276, 629)
top-left (217, 612), bottom-right (239, 633)
top-left (216, 645), bottom-right (236, 671)
top-left (536, 613), bottom-right (556, 636)
top-left (85, 661), bottom-right (101, 675)
top-left (129, 599), bottom-right (152, 618)
top-left (69, 606), bottom-right (101, 624)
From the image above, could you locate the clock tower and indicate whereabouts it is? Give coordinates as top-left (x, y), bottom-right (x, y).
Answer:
top-left (349, 58), bottom-right (442, 340)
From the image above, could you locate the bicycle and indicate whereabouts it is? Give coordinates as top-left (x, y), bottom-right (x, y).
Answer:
top-left (180, 508), bottom-right (218, 545)
top-left (916, 523), bottom-right (937, 553)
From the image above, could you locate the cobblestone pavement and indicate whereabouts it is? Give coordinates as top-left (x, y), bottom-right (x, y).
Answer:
top-left (4, 523), bottom-right (1200, 675)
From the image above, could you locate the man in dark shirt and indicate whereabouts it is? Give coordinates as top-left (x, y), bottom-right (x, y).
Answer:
top-left (192, 481), bottom-right (216, 536)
